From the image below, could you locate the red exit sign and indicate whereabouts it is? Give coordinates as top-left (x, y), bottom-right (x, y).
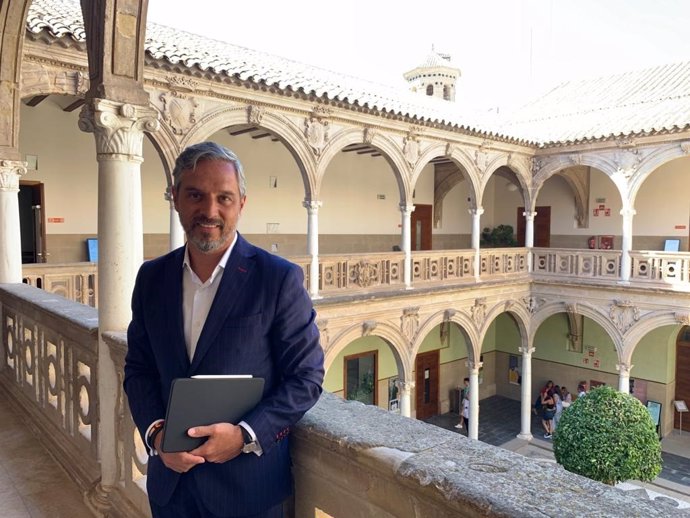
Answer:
top-left (48, 217), bottom-right (64, 223)
top-left (675, 225), bottom-right (687, 230)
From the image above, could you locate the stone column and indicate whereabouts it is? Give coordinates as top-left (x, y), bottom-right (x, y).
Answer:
top-left (470, 207), bottom-right (484, 282)
top-left (524, 210), bottom-right (537, 273)
top-left (619, 207), bottom-right (636, 282)
top-left (0, 161), bottom-right (27, 283)
top-left (165, 186), bottom-right (185, 251)
top-left (617, 363), bottom-right (633, 394)
top-left (396, 379), bottom-right (415, 418)
top-left (400, 203), bottom-right (414, 289)
top-left (468, 360), bottom-right (483, 440)
top-left (517, 346), bottom-right (535, 440)
top-left (79, 99), bottom-right (159, 490)
top-left (303, 200), bottom-right (322, 299)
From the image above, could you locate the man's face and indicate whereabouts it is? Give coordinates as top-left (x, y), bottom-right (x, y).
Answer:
top-left (174, 159), bottom-right (246, 255)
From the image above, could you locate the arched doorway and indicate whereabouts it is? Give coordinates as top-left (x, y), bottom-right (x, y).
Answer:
top-left (676, 326), bottom-right (690, 431)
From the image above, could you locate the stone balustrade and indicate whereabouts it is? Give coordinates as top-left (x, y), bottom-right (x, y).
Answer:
top-left (630, 250), bottom-right (690, 287)
top-left (22, 262), bottom-right (98, 307)
top-left (412, 249), bottom-right (476, 283)
top-left (0, 283), bottom-right (101, 494)
top-left (532, 247), bottom-right (622, 281)
top-left (0, 283), bottom-right (681, 517)
top-left (479, 247), bottom-right (529, 277)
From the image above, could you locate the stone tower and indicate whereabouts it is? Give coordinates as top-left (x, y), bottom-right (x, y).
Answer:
top-left (403, 48), bottom-right (461, 101)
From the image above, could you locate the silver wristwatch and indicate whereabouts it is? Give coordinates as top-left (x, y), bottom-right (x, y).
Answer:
top-left (240, 426), bottom-right (259, 454)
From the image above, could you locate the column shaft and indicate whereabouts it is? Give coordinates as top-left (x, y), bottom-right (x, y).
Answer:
top-left (166, 187), bottom-right (184, 250)
top-left (468, 362), bottom-right (482, 440)
top-left (303, 200), bottom-right (322, 299)
top-left (620, 208), bottom-right (635, 282)
top-left (518, 347), bottom-right (535, 440)
top-left (400, 204), bottom-right (414, 289)
top-left (470, 208), bottom-right (484, 282)
top-left (0, 161), bottom-right (27, 282)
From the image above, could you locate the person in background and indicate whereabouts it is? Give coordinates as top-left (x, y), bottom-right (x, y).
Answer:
top-left (455, 377), bottom-right (470, 430)
top-left (541, 388), bottom-right (556, 439)
top-left (577, 383), bottom-right (588, 399)
top-left (124, 141), bottom-right (325, 518)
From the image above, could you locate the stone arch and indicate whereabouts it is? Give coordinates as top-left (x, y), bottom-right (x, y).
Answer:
top-left (412, 309), bottom-right (479, 361)
top-left (531, 301), bottom-right (623, 356)
top-left (480, 159), bottom-right (531, 210)
top-left (182, 105), bottom-right (317, 199)
top-left (324, 321), bottom-right (412, 382)
top-left (479, 301), bottom-right (531, 349)
top-left (628, 142), bottom-right (690, 204)
top-left (620, 311), bottom-right (686, 365)
top-left (1, 0), bottom-right (33, 156)
top-left (318, 126), bottom-right (410, 203)
top-left (440, 144), bottom-right (482, 206)
top-left (144, 116), bottom-right (180, 188)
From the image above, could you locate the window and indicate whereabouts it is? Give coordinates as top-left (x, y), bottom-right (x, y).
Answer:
top-left (344, 350), bottom-right (378, 405)
top-left (443, 85), bottom-right (451, 100)
top-left (426, 84), bottom-right (433, 96)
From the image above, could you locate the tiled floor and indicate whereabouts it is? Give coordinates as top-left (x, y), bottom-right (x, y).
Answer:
top-left (0, 391), bottom-right (94, 518)
top-left (426, 395), bottom-right (690, 490)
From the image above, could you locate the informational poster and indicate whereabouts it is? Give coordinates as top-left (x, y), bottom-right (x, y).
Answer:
top-left (508, 354), bottom-right (522, 385)
top-left (647, 400), bottom-right (662, 427)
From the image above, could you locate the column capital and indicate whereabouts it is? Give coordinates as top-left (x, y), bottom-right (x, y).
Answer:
top-left (78, 98), bottom-right (159, 159)
top-left (468, 207), bottom-right (484, 216)
top-left (518, 346), bottom-right (536, 356)
top-left (468, 361), bottom-right (483, 373)
top-left (616, 363), bottom-right (633, 375)
top-left (164, 185), bottom-right (174, 202)
top-left (395, 379), bottom-right (415, 393)
top-left (302, 199), bottom-right (323, 211)
top-left (619, 207), bottom-right (636, 217)
top-left (522, 210), bottom-right (537, 220)
top-left (0, 160), bottom-right (28, 193)
top-left (399, 203), bottom-right (415, 215)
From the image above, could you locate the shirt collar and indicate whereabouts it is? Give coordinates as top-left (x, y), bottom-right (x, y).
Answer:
top-left (182, 232), bottom-right (238, 282)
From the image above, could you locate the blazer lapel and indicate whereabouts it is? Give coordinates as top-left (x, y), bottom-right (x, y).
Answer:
top-left (189, 235), bottom-right (255, 373)
top-left (163, 248), bottom-right (191, 373)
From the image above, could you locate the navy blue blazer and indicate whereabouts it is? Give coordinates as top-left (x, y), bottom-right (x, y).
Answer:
top-left (124, 234), bottom-right (324, 516)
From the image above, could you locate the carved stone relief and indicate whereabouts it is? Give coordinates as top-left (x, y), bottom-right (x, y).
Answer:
top-left (363, 126), bottom-right (377, 145)
top-left (352, 260), bottom-right (377, 288)
top-left (680, 141), bottom-right (690, 155)
top-left (21, 62), bottom-right (89, 96)
top-left (316, 319), bottom-right (331, 353)
top-left (614, 148), bottom-right (642, 178)
top-left (159, 91), bottom-right (198, 135)
top-left (401, 307), bottom-right (420, 341)
top-left (522, 296), bottom-right (545, 314)
top-left (362, 320), bottom-right (377, 336)
top-left (247, 104), bottom-right (265, 125)
top-left (675, 312), bottom-right (690, 326)
top-left (470, 297), bottom-right (487, 327)
top-left (609, 300), bottom-right (640, 334)
top-left (304, 107), bottom-right (331, 155)
top-left (403, 131), bottom-right (420, 166)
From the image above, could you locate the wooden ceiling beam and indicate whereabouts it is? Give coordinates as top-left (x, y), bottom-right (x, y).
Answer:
top-left (63, 98), bottom-right (85, 112)
top-left (26, 95), bottom-right (48, 107)
top-left (228, 127), bottom-right (257, 136)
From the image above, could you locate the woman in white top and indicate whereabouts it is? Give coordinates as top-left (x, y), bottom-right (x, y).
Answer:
top-left (552, 386), bottom-right (563, 429)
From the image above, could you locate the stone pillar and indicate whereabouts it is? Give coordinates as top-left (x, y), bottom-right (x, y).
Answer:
top-left (400, 203), bottom-right (414, 289)
top-left (468, 360), bottom-right (483, 440)
top-left (470, 207), bottom-right (484, 282)
top-left (619, 207), bottom-right (636, 282)
top-left (524, 210), bottom-right (536, 273)
top-left (0, 161), bottom-right (27, 283)
top-left (79, 99), bottom-right (159, 489)
top-left (165, 186), bottom-right (184, 251)
top-left (617, 363), bottom-right (633, 394)
top-left (517, 346), bottom-right (535, 440)
top-left (396, 379), bottom-right (415, 418)
top-left (303, 200), bottom-right (322, 299)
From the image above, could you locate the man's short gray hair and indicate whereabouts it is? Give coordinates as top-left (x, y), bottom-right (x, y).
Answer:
top-left (172, 141), bottom-right (246, 197)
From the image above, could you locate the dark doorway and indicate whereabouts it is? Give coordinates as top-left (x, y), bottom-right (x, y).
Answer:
top-left (517, 206), bottom-right (551, 247)
top-left (675, 327), bottom-right (690, 431)
top-left (415, 349), bottom-right (439, 420)
top-left (18, 182), bottom-right (46, 263)
top-left (411, 204), bottom-right (432, 250)
top-left (344, 350), bottom-right (378, 406)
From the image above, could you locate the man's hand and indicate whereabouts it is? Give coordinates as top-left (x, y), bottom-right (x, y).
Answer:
top-left (154, 432), bottom-right (205, 473)
top-left (188, 423), bottom-right (244, 463)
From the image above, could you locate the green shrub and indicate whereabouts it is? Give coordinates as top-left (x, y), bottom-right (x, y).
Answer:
top-left (480, 225), bottom-right (517, 247)
top-left (553, 385), bottom-right (662, 485)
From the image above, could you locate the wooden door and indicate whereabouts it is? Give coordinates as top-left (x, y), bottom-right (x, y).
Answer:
top-left (18, 182), bottom-right (47, 263)
top-left (415, 350), bottom-right (439, 420)
top-left (517, 206), bottom-right (551, 247)
top-left (411, 204), bottom-right (432, 251)
top-left (675, 327), bottom-right (690, 431)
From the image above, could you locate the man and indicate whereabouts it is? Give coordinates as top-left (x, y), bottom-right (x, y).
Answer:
top-left (124, 141), bottom-right (324, 518)
top-left (454, 377), bottom-right (470, 430)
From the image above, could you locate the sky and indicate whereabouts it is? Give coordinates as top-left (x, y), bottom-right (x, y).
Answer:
top-left (147, 0), bottom-right (690, 111)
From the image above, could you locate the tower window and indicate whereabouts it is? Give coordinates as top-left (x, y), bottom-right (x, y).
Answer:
top-left (426, 84), bottom-right (433, 96)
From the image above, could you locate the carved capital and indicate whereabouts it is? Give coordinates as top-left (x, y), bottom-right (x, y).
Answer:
top-left (0, 160), bottom-right (28, 192)
top-left (302, 200), bottom-right (323, 213)
top-left (399, 203), bottom-right (415, 215)
top-left (468, 360), bottom-right (484, 374)
top-left (79, 99), bottom-right (159, 157)
top-left (395, 379), bottom-right (415, 394)
top-left (518, 346), bottom-right (536, 356)
top-left (164, 185), bottom-right (174, 203)
top-left (616, 363), bottom-right (633, 375)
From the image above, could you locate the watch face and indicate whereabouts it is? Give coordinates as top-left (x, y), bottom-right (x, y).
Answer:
top-left (242, 441), bottom-right (259, 454)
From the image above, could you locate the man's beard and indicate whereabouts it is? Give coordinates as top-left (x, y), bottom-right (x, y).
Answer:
top-left (182, 216), bottom-right (232, 253)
